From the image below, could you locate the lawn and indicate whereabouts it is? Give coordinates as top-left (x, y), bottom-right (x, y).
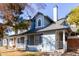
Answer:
top-left (0, 47), bottom-right (68, 56)
top-left (0, 47), bottom-right (47, 56)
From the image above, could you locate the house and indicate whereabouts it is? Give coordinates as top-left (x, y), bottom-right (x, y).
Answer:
top-left (2, 6), bottom-right (71, 52)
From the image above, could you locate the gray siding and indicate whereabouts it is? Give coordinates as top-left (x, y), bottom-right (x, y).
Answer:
top-left (35, 14), bottom-right (50, 29)
top-left (44, 17), bottom-right (51, 27)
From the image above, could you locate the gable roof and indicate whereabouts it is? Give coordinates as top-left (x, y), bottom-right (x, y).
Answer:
top-left (31, 12), bottom-right (54, 23)
top-left (56, 18), bottom-right (66, 25)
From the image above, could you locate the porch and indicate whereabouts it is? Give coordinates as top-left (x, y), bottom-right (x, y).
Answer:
top-left (2, 30), bottom-right (68, 52)
top-left (2, 33), bottom-right (43, 51)
top-left (55, 30), bottom-right (68, 51)
top-left (26, 34), bottom-right (43, 51)
top-left (3, 35), bottom-right (27, 50)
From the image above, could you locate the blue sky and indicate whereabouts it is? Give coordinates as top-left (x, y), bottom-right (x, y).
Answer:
top-left (22, 3), bottom-right (79, 20)
top-left (42, 3), bottom-right (79, 19)
top-left (57, 3), bottom-right (79, 19)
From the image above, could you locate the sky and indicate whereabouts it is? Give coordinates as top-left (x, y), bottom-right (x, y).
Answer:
top-left (22, 3), bottom-right (79, 20)
top-left (42, 3), bottom-right (79, 19)
top-left (57, 3), bottom-right (79, 19)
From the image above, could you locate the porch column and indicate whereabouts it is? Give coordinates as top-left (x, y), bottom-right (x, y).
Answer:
top-left (55, 31), bottom-right (59, 50)
top-left (13, 36), bottom-right (17, 48)
top-left (6, 38), bottom-right (9, 49)
top-left (25, 36), bottom-right (27, 50)
top-left (63, 30), bottom-right (67, 50)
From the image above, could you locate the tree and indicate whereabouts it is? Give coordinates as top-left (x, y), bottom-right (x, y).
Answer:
top-left (0, 23), bottom-right (5, 38)
top-left (0, 3), bottom-right (46, 48)
top-left (67, 6), bottom-right (79, 26)
top-left (1, 3), bottom-right (46, 34)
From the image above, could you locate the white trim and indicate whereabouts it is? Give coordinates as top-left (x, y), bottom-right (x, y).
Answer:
top-left (63, 30), bottom-right (67, 50)
top-left (35, 15), bottom-right (44, 28)
top-left (25, 36), bottom-right (27, 50)
top-left (55, 31), bottom-right (59, 50)
top-left (36, 18), bottom-right (43, 28)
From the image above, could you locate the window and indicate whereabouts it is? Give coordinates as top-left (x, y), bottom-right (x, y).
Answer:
top-left (17, 37), bottom-right (25, 44)
top-left (34, 35), bottom-right (42, 45)
top-left (20, 37), bottom-right (25, 43)
top-left (27, 35), bottom-right (34, 45)
top-left (27, 35), bottom-right (42, 45)
top-left (38, 19), bottom-right (41, 26)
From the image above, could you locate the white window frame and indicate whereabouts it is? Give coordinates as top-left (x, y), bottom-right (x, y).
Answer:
top-left (35, 18), bottom-right (43, 28)
top-left (35, 17), bottom-right (44, 28)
